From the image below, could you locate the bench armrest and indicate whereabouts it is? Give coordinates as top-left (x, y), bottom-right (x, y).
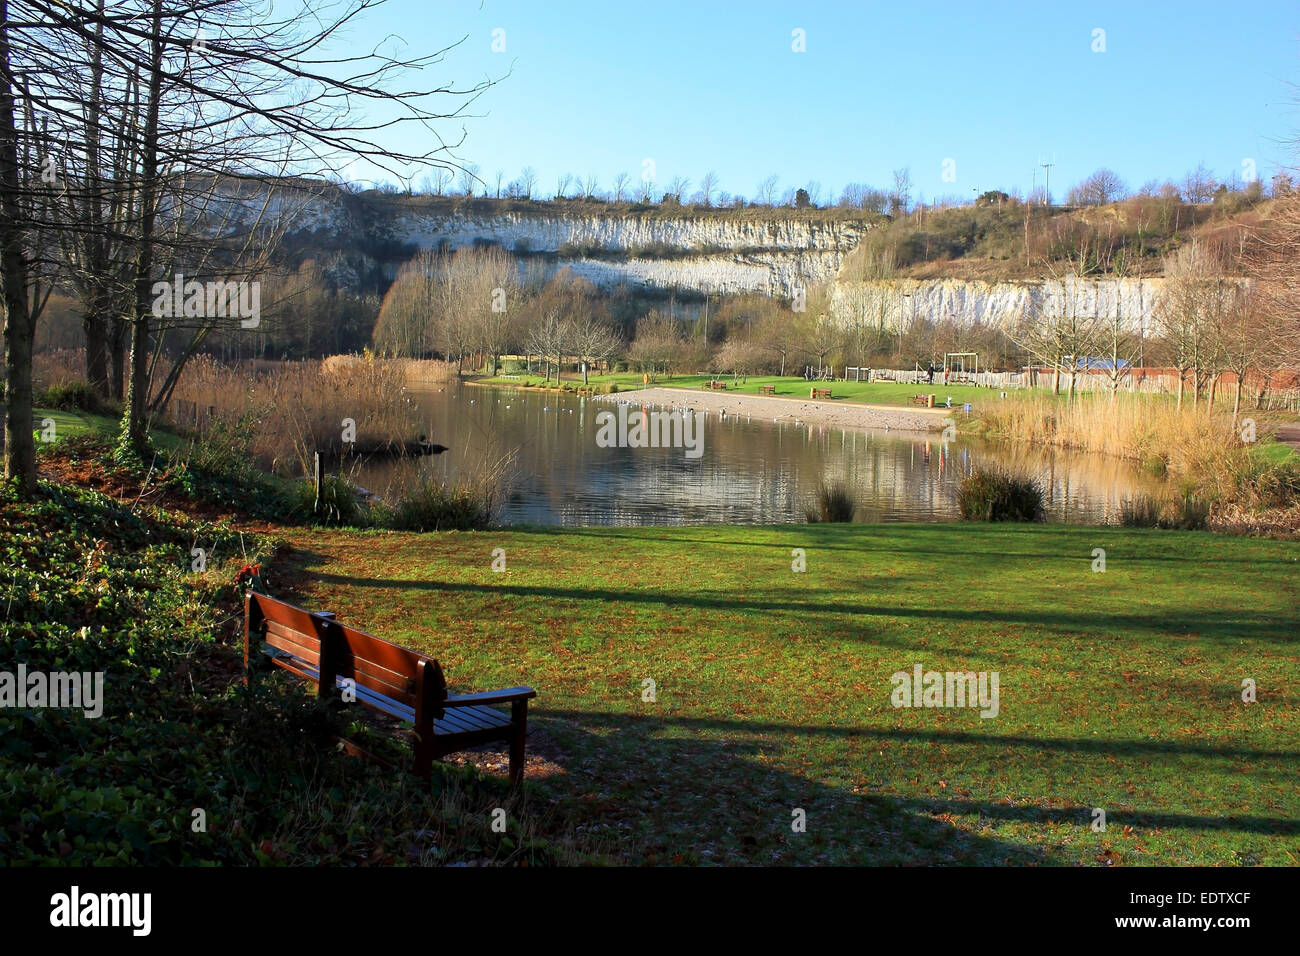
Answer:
top-left (444, 686), bottom-right (537, 707)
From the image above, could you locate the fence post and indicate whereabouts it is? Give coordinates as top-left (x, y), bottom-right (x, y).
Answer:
top-left (313, 451), bottom-right (322, 513)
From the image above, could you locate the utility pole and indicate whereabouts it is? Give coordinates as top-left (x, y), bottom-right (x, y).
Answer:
top-left (1039, 155), bottom-right (1056, 207)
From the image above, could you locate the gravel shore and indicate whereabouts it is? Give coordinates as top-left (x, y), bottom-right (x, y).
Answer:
top-left (608, 386), bottom-right (951, 433)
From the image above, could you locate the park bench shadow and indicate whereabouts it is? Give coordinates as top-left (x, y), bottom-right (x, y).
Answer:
top-left (526, 707), bottom-right (1058, 865)
top-left (538, 708), bottom-right (1300, 853)
top-left (530, 525), bottom-right (1289, 569)
top-left (301, 566), bottom-right (1298, 645)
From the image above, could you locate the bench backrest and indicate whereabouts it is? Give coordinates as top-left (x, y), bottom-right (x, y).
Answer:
top-left (245, 592), bottom-right (448, 722)
top-left (334, 619), bottom-right (446, 718)
top-left (245, 592), bottom-right (333, 684)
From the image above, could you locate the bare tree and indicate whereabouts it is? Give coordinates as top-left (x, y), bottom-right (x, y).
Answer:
top-left (520, 165), bottom-right (538, 198)
top-left (1182, 163), bottom-right (1218, 204)
top-left (1009, 265), bottom-right (1102, 399)
top-left (524, 307), bottom-right (566, 385)
top-left (555, 171), bottom-right (573, 199)
top-left (611, 170), bottom-right (629, 203)
top-left (890, 167), bottom-right (912, 217)
top-left (666, 174), bottom-right (690, 203)
top-left (802, 312), bottom-right (840, 378)
top-left (494, 167), bottom-right (505, 199)
top-left (464, 245), bottom-right (522, 374)
top-left (697, 170), bottom-right (719, 206)
top-left (1218, 285), bottom-right (1267, 430)
top-left (1067, 168), bottom-right (1127, 206)
top-left (430, 168), bottom-right (454, 195)
top-left (628, 309), bottom-right (679, 380)
top-left (1239, 187), bottom-right (1300, 411)
top-left (756, 173), bottom-right (779, 206)
top-left (714, 338), bottom-right (763, 384)
top-left (457, 161), bottom-right (481, 196)
top-left (1156, 241), bottom-right (1227, 407)
top-left (569, 313), bottom-right (619, 384)
top-left (581, 172), bottom-right (599, 200)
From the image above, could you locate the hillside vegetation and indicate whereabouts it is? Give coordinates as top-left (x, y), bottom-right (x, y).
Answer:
top-left (842, 193), bottom-right (1267, 282)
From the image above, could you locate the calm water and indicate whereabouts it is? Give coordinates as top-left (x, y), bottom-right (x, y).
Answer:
top-left (353, 384), bottom-right (1159, 526)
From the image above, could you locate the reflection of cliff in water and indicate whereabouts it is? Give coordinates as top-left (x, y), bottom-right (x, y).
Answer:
top-left (353, 386), bottom-right (1161, 528)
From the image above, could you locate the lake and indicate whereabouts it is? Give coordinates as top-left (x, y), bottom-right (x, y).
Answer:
top-left (353, 384), bottom-right (1159, 526)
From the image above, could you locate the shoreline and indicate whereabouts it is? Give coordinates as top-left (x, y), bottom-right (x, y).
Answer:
top-left (607, 386), bottom-right (951, 433)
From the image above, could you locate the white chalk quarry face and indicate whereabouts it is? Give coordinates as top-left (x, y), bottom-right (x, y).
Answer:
top-left (828, 276), bottom-right (1191, 331)
top-left (390, 210), bottom-right (866, 295)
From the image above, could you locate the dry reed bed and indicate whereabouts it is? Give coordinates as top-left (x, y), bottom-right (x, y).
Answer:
top-left (32, 350), bottom-right (85, 391)
top-left (169, 355), bottom-right (422, 474)
top-left (979, 393), bottom-right (1300, 531)
top-left (980, 394), bottom-right (1241, 474)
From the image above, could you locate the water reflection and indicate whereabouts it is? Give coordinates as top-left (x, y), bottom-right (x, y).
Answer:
top-left (353, 385), bottom-right (1159, 527)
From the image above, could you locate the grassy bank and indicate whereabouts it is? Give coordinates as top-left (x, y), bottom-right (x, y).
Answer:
top-left (0, 458), bottom-right (585, 865)
top-left (281, 521), bottom-right (1300, 865)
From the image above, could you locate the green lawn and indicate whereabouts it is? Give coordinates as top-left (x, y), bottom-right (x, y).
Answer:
top-left (282, 522), bottom-right (1300, 865)
top-left (478, 371), bottom-right (1007, 409)
top-left (1252, 440), bottom-right (1300, 466)
top-left (32, 408), bottom-right (118, 442)
top-left (32, 407), bottom-right (186, 453)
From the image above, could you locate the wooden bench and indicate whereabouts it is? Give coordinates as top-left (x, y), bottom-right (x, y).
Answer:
top-left (910, 394), bottom-right (935, 407)
top-left (243, 592), bottom-right (536, 788)
top-left (810, 387), bottom-right (832, 399)
top-left (759, 385), bottom-right (776, 394)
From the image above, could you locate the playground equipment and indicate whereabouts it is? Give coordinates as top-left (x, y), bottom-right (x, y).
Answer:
top-left (944, 352), bottom-right (979, 384)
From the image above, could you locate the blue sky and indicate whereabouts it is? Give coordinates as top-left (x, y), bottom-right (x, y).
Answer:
top-left (327, 0), bottom-right (1300, 202)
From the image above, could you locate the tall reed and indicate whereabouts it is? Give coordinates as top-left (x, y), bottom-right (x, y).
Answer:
top-left (167, 354), bottom-right (422, 475)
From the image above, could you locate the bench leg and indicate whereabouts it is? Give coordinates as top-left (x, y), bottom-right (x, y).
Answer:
top-left (413, 728), bottom-right (434, 780)
top-left (509, 700), bottom-right (528, 790)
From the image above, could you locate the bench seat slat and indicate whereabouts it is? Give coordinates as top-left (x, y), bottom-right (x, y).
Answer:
top-left (435, 707), bottom-right (510, 737)
top-left (438, 704), bottom-right (511, 734)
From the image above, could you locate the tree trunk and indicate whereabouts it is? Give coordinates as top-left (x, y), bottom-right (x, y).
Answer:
top-left (79, 7), bottom-right (110, 399)
top-left (83, 310), bottom-right (110, 395)
top-left (122, 0), bottom-right (165, 454)
top-left (0, 3), bottom-right (36, 496)
top-left (109, 316), bottom-right (128, 400)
